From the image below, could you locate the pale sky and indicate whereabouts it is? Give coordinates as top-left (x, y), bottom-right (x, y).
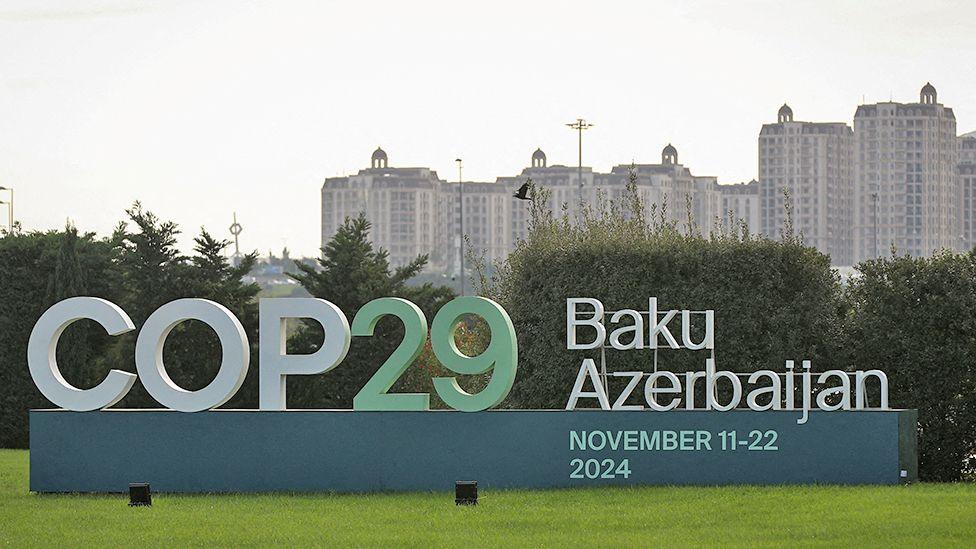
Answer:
top-left (2, 0), bottom-right (974, 257)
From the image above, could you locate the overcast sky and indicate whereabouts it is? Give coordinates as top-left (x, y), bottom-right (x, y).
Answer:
top-left (2, 0), bottom-right (974, 257)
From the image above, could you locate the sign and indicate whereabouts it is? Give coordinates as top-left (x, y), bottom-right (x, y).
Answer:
top-left (26, 294), bottom-right (916, 492)
top-left (27, 295), bottom-right (516, 413)
top-left (29, 410), bottom-right (917, 493)
top-left (564, 298), bottom-right (891, 425)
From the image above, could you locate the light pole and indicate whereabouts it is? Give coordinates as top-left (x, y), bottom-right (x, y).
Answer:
top-left (0, 186), bottom-right (11, 233)
top-left (565, 119), bottom-right (593, 214)
top-left (871, 192), bottom-right (879, 258)
top-left (455, 158), bottom-right (464, 296)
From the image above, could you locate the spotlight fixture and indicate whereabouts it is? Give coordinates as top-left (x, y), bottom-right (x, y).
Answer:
top-left (129, 482), bottom-right (152, 506)
top-left (455, 480), bottom-right (478, 505)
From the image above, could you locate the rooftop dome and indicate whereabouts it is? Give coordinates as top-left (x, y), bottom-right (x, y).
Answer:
top-left (778, 103), bottom-right (794, 123)
top-left (531, 148), bottom-right (547, 168)
top-left (920, 82), bottom-right (937, 105)
top-left (662, 143), bottom-right (678, 165)
top-left (371, 147), bottom-right (388, 169)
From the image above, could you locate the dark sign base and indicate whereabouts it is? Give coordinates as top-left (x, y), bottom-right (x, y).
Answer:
top-left (29, 409), bottom-right (917, 493)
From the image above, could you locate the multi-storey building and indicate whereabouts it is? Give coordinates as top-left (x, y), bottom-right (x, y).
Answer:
top-left (759, 104), bottom-right (855, 265)
top-left (320, 148), bottom-right (448, 270)
top-left (495, 150), bottom-right (597, 242)
top-left (718, 180), bottom-right (760, 235)
top-left (960, 131), bottom-right (976, 164)
top-left (853, 83), bottom-right (959, 262)
top-left (959, 132), bottom-right (976, 249)
top-left (321, 145), bottom-right (724, 271)
top-left (320, 83), bottom-right (971, 270)
top-left (444, 179), bottom-right (518, 271)
top-left (606, 145), bottom-right (722, 235)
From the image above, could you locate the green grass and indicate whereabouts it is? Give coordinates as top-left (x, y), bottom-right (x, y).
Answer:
top-left (1, 450), bottom-right (975, 548)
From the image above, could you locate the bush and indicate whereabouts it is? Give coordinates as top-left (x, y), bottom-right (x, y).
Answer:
top-left (847, 252), bottom-right (976, 481)
top-left (479, 179), bottom-right (847, 409)
top-left (0, 229), bottom-right (118, 447)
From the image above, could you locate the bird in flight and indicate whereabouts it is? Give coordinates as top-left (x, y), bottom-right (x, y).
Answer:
top-left (513, 181), bottom-right (532, 201)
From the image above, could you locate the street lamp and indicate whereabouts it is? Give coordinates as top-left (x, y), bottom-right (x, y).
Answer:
top-left (0, 186), bottom-right (11, 233)
top-left (455, 158), bottom-right (464, 296)
top-left (871, 192), bottom-right (879, 258)
top-left (565, 119), bottom-right (593, 214)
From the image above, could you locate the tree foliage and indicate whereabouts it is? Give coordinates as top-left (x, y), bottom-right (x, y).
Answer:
top-left (0, 204), bottom-right (259, 446)
top-left (479, 181), bottom-right (847, 410)
top-left (0, 228), bottom-right (118, 447)
top-left (847, 252), bottom-right (976, 481)
top-left (286, 214), bottom-right (455, 408)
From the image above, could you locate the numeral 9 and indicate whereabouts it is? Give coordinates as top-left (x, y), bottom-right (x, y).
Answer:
top-left (431, 296), bottom-right (518, 412)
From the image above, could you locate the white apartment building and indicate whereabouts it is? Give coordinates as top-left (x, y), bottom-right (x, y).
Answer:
top-left (959, 132), bottom-right (976, 249)
top-left (853, 83), bottom-right (959, 262)
top-left (321, 145), bottom-right (724, 272)
top-left (320, 148), bottom-right (448, 270)
top-left (718, 180), bottom-right (760, 235)
top-left (605, 145), bottom-right (722, 235)
top-left (759, 104), bottom-right (855, 265)
top-left (960, 131), bottom-right (976, 164)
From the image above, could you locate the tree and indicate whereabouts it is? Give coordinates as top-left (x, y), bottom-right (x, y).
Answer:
top-left (0, 228), bottom-right (117, 447)
top-left (45, 225), bottom-right (98, 390)
top-left (287, 214), bottom-right (454, 408)
top-left (847, 251), bottom-right (976, 481)
top-left (182, 229), bottom-right (260, 407)
top-left (109, 204), bottom-right (261, 408)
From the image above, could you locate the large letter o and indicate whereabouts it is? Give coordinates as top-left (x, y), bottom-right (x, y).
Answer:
top-left (135, 299), bottom-right (249, 412)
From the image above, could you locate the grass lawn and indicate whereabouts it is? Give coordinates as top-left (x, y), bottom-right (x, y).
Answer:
top-left (1, 449), bottom-right (975, 548)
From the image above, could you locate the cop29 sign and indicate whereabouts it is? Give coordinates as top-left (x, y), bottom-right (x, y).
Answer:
top-left (28, 296), bottom-right (516, 413)
top-left (29, 295), bottom-right (893, 418)
top-left (27, 294), bottom-right (915, 493)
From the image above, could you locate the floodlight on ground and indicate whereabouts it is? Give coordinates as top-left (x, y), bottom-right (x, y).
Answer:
top-left (455, 480), bottom-right (478, 505)
top-left (129, 482), bottom-right (151, 506)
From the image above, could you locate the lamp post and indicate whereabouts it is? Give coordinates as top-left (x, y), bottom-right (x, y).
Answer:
top-left (455, 158), bottom-right (464, 296)
top-left (0, 186), bottom-right (11, 233)
top-left (871, 192), bottom-right (879, 258)
top-left (565, 119), bottom-right (593, 215)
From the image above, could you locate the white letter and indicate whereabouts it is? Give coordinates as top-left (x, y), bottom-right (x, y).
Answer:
top-left (855, 370), bottom-right (889, 409)
top-left (784, 360), bottom-right (795, 409)
top-left (681, 310), bottom-right (714, 350)
top-left (608, 309), bottom-right (644, 350)
top-left (816, 370), bottom-right (851, 411)
top-left (648, 298), bottom-right (680, 349)
top-left (567, 298), bottom-right (605, 350)
top-left (645, 371), bottom-right (682, 411)
top-left (27, 297), bottom-right (137, 411)
top-left (611, 371), bottom-right (644, 410)
top-left (259, 298), bottom-right (351, 410)
top-left (566, 358), bottom-right (610, 410)
top-left (135, 299), bottom-right (248, 412)
top-left (684, 370), bottom-right (707, 409)
top-left (746, 370), bottom-right (782, 411)
top-left (705, 358), bottom-right (741, 412)
top-left (798, 360), bottom-right (812, 424)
